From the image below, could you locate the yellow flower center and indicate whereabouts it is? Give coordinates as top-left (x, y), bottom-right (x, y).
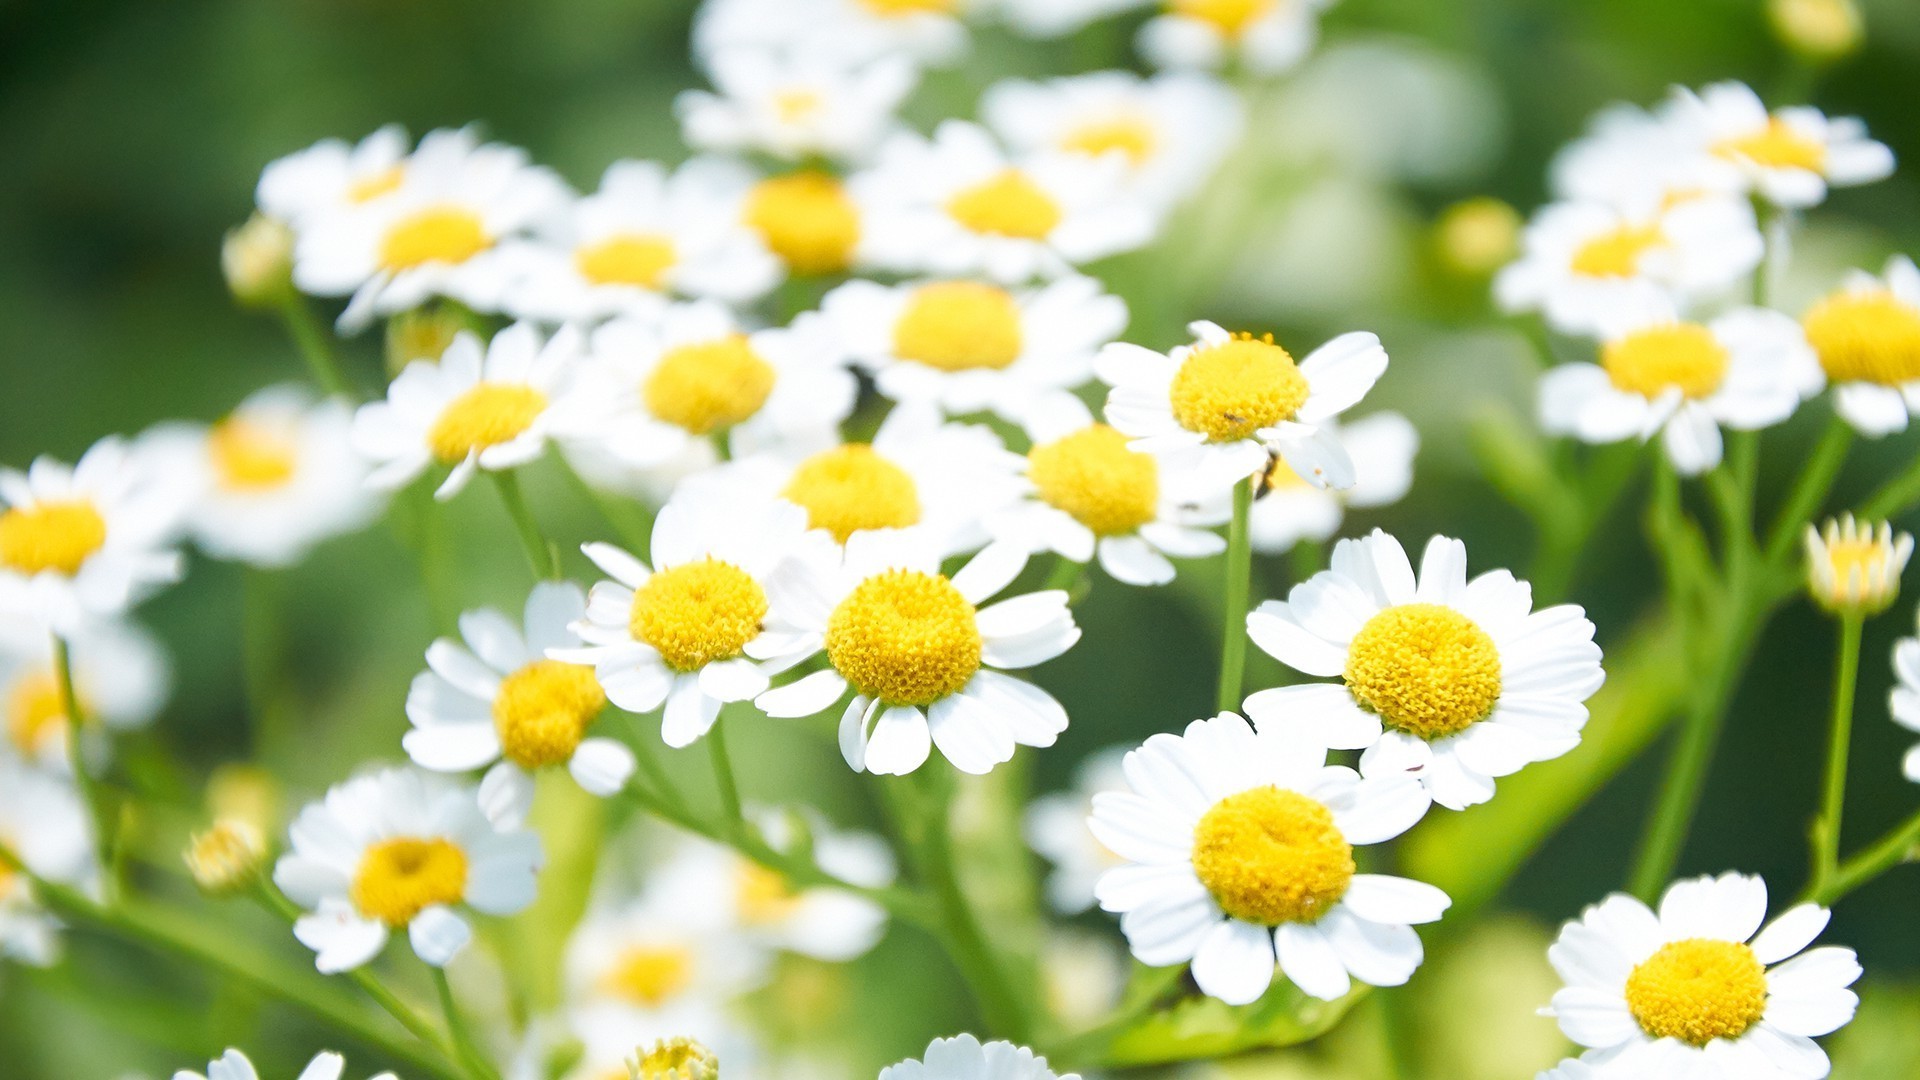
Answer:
top-left (1714, 117), bottom-right (1828, 173)
top-left (1169, 0), bottom-right (1275, 36)
top-left (634, 1038), bottom-right (717, 1080)
top-left (347, 166), bottom-right (406, 204)
top-left (642, 336), bottom-right (777, 435)
top-left (736, 860), bottom-right (803, 925)
top-left (601, 945), bottom-right (695, 1008)
top-left (946, 170), bottom-right (1062, 241)
top-left (350, 837), bottom-right (469, 927)
top-left (745, 171), bottom-right (861, 276)
top-left (0, 501), bottom-right (108, 577)
top-left (1803, 289), bottom-right (1920, 386)
top-left (629, 558), bottom-right (769, 672)
top-left (575, 234), bottom-right (678, 289)
top-left (1169, 333), bottom-right (1309, 443)
top-left (492, 659), bottom-right (606, 769)
top-left (782, 445), bottom-right (922, 542)
top-left (892, 282), bottom-right (1025, 372)
top-left (426, 383), bottom-right (547, 464)
top-left (826, 570), bottom-right (982, 706)
top-left (209, 417), bottom-right (299, 491)
top-left (1601, 323), bottom-right (1730, 399)
top-left (1344, 603), bottom-right (1502, 740)
top-left (858, 0), bottom-right (959, 15)
top-left (1060, 115), bottom-right (1159, 166)
top-left (1028, 425), bottom-right (1159, 537)
top-left (1569, 223), bottom-right (1665, 279)
top-left (7, 671), bottom-right (74, 756)
top-left (772, 88), bottom-right (824, 122)
top-left (1190, 786), bottom-right (1354, 925)
top-left (378, 206), bottom-right (491, 273)
top-left (1625, 938), bottom-right (1770, 1046)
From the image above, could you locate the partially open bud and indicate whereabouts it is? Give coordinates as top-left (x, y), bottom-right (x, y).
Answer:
top-left (628, 1038), bottom-right (717, 1080)
top-left (1769, 0), bottom-right (1863, 62)
top-left (1434, 197), bottom-right (1521, 277)
top-left (1806, 514), bottom-right (1913, 616)
top-left (386, 306), bottom-right (470, 379)
top-left (185, 819), bottom-right (266, 896)
top-left (222, 214), bottom-right (295, 308)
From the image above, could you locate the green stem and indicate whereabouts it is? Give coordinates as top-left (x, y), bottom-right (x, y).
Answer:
top-left (490, 469), bottom-right (561, 580)
top-left (279, 293), bottom-right (353, 398)
top-left (433, 966), bottom-right (499, 1080)
top-left (1764, 416), bottom-right (1852, 568)
top-left (1809, 613), bottom-right (1864, 897)
top-left (1215, 475), bottom-right (1255, 714)
top-left (52, 634), bottom-right (114, 892)
top-left (1861, 448), bottom-right (1920, 520)
top-left (911, 774), bottom-right (1033, 1042)
top-left (1816, 807), bottom-right (1920, 905)
top-left (707, 715), bottom-right (746, 840)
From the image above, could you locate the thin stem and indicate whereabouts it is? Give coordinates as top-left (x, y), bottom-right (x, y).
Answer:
top-left (53, 634), bottom-right (114, 891)
top-left (1809, 614), bottom-right (1865, 897)
top-left (279, 293), bottom-right (353, 398)
top-left (490, 469), bottom-right (561, 580)
top-left (707, 715), bottom-right (746, 841)
top-left (1861, 449), bottom-right (1920, 521)
top-left (433, 966), bottom-right (498, 1080)
top-left (1817, 807), bottom-right (1920, 906)
top-left (1215, 475), bottom-right (1255, 714)
top-left (1764, 416), bottom-right (1852, 567)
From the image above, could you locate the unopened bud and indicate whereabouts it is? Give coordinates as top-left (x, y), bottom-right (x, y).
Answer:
top-left (1806, 514), bottom-right (1912, 616)
top-left (1434, 197), bottom-right (1521, 277)
top-left (1770, 0), bottom-right (1863, 61)
top-left (628, 1038), bottom-right (717, 1080)
top-left (386, 306), bottom-right (469, 378)
top-left (222, 214), bottom-right (295, 308)
top-left (185, 819), bottom-right (266, 895)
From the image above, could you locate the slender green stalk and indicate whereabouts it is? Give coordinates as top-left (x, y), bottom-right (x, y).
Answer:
top-left (279, 294), bottom-right (353, 398)
top-left (1764, 416), bottom-right (1852, 566)
top-left (1861, 449), bottom-right (1920, 520)
top-left (1816, 807), bottom-right (1920, 905)
top-left (707, 715), bottom-right (746, 840)
top-left (490, 469), bottom-right (562, 580)
top-left (433, 966), bottom-right (499, 1080)
top-left (52, 635), bottom-right (114, 890)
top-left (1215, 475), bottom-right (1255, 714)
top-left (1809, 613), bottom-right (1865, 897)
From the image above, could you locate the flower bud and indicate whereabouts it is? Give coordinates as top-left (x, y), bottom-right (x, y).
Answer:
top-left (222, 214), bottom-right (295, 308)
top-left (1806, 514), bottom-right (1913, 616)
top-left (628, 1038), bottom-right (717, 1080)
top-left (1434, 197), bottom-right (1521, 277)
top-left (1769, 0), bottom-right (1863, 62)
top-left (185, 819), bottom-right (266, 896)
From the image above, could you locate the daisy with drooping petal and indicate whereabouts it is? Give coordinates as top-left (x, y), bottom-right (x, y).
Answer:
top-left (1545, 872), bottom-right (1861, 1079)
top-left (1090, 712), bottom-right (1442, 1005)
top-left (1248, 412), bottom-right (1416, 556)
top-left (1096, 319), bottom-right (1389, 491)
top-left (821, 275), bottom-right (1126, 422)
top-left (402, 582), bottom-right (632, 828)
top-left (1245, 530), bottom-right (1604, 810)
top-left (1888, 620), bottom-right (1920, 784)
top-left (880, 1035), bottom-right (1078, 1080)
top-left (256, 125), bottom-right (411, 228)
top-left (1804, 515), bottom-right (1911, 617)
top-left (1800, 255), bottom-right (1920, 436)
top-left (1663, 81), bottom-right (1894, 209)
top-left (678, 48), bottom-right (916, 163)
top-left (755, 528), bottom-right (1078, 776)
top-left (273, 767), bottom-right (542, 973)
top-left (0, 615), bottom-right (169, 774)
top-left (988, 395), bottom-right (1228, 587)
top-left (1025, 747), bottom-right (1129, 914)
top-left (1136, 0), bottom-right (1330, 76)
top-left (172, 1049), bottom-right (392, 1080)
top-left (0, 759), bottom-right (96, 966)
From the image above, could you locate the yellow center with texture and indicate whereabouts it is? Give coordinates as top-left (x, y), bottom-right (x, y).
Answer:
top-left (1715, 118), bottom-right (1827, 172)
top-left (1570, 224), bottom-right (1664, 278)
top-left (575, 234), bottom-right (677, 289)
top-left (892, 282), bottom-right (1025, 372)
top-left (643, 335), bottom-right (777, 435)
top-left (379, 206), bottom-right (491, 272)
top-left (1170, 334), bottom-right (1309, 442)
top-left (1803, 289), bottom-right (1920, 386)
top-left (1028, 425), bottom-right (1159, 537)
top-left (426, 383), bottom-right (547, 463)
top-left (1625, 939), bottom-right (1770, 1046)
top-left (746, 172), bottom-right (861, 275)
top-left (826, 570), bottom-right (981, 706)
top-left (1191, 786), bottom-right (1354, 924)
top-left (492, 659), bottom-right (606, 768)
top-left (1344, 603), bottom-right (1502, 740)
top-left (602, 945), bottom-right (695, 1008)
top-left (0, 501), bottom-right (108, 577)
top-left (946, 170), bottom-right (1062, 240)
top-left (782, 445), bottom-right (922, 541)
top-left (350, 837), bottom-right (468, 927)
top-left (1602, 323), bottom-right (1730, 399)
top-left (209, 418), bottom-right (299, 491)
top-left (630, 558), bottom-right (769, 672)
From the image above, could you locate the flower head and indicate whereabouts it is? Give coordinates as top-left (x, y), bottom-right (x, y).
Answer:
top-left (171, 1048), bottom-right (390, 1080)
top-left (1805, 514), bottom-right (1912, 616)
top-left (185, 819), bottom-right (267, 896)
top-left (880, 1035), bottom-right (1078, 1080)
top-left (629, 1038), bottom-right (718, 1080)
top-left (0, 616), bottom-right (169, 773)
top-left (1137, 0), bottom-right (1331, 76)
top-left (678, 48), bottom-right (916, 163)
top-left (1801, 255), bottom-right (1920, 437)
top-left (1663, 81), bottom-right (1892, 209)
top-left (0, 758), bottom-right (97, 967)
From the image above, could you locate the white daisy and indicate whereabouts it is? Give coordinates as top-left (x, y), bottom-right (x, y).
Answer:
top-left (820, 275), bottom-right (1127, 422)
top-left (1548, 102), bottom-right (1743, 214)
top-left (0, 436), bottom-right (186, 635)
top-left (172, 1049), bottom-right (391, 1080)
top-left (1663, 81), bottom-right (1894, 209)
top-left (1799, 255), bottom-right (1920, 437)
top-left (987, 394), bottom-right (1229, 587)
top-left (0, 758), bottom-right (96, 966)
top-left (1095, 319), bottom-right (1390, 491)
top-left (1804, 515), bottom-right (1912, 617)
top-left (256, 125), bottom-right (411, 227)
top-left (0, 615), bottom-right (169, 774)
top-left (692, 0), bottom-right (972, 70)
top-left (1090, 712), bottom-right (1442, 1005)
top-left (273, 767), bottom-right (543, 972)
top-left (1545, 872), bottom-right (1861, 1079)
top-left (1245, 530), bottom-right (1605, 810)
top-left (880, 1035), bottom-right (1078, 1080)
top-left (1890, 629), bottom-right (1920, 784)
top-left (1137, 0), bottom-right (1330, 76)
top-left (1248, 412), bottom-right (1417, 556)
top-left (1538, 300), bottom-right (1822, 476)
top-left (1025, 746), bottom-right (1129, 914)
top-left (678, 47), bottom-right (916, 163)
top-left (754, 528), bottom-right (1079, 776)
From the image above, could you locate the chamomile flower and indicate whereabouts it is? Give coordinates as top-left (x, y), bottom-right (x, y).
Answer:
top-left (987, 395), bottom-right (1228, 586)
top-left (352, 323), bottom-right (588, 500)
top-left (678, 48), bottom-right (916, 163)
top-left (1245, 531), bottom-right (1604, 810)
top-left (256, 125), bottom-right (411, 227)
top-left (549, 494), bottom-right (819, 749)
top-left (755, 529), bottom-right (1078, 776)
top-left (1025, 747), bottom-right (1129, 914)
top-left (820, 275), bottom-right (1126, 422)
top-left (880, 1035), bottom-right (1078, 1080)
top-left (1095, 319), bottom-right (1390, 491)
top-left (565, 868), bottom-right (770, 1032)
top-left (172, 1050), bottom-right (391, 1080)
top-left (0, 759), bottom-right (96, 966)
top-left (0, 437), bottom-right (186, 634)
top-left (1545, 873), bottom-right (1860, 1078)
top-left (402, 582), bottom-right (631, 828)
top-left (1549, 102), bottom-right (1742, 213)
top-left (1889, 624), bottom-right (1920, 783)
top-left (274, 767), bottom-right (542, 972)
top-left (1800, 255), bottom-right (1920, 436)
top-left (0, 616), bottom-right (169, 774)
top-left (291, 127), bottom-right (567, 331)
top-left (1538, 301), bottom-right (1821, 476)
top-left (1249, 412), bottom-right (1416, 556)
top-left (1090, 712), bottom-right (1442, 1004)
top-left (1664, 82), bottom-right (1893, 209)
top-left (1804, 515), bottom-right (1911, 617)
top-left (673, 810), bottom-right (898, 960)
top-left (1137, 0), bottom-right (1330, 76)
top-left (856, 121), bottom-right (1156, 283)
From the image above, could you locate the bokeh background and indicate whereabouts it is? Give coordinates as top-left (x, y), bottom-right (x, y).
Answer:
top-left (5, 0), bottom-right (1920, 1076)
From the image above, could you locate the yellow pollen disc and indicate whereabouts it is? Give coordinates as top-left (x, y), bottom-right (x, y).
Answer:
top-left (892, 282), bottom-right (1025, 372)
top-left (946, 170), bottom-right (1063, 241)
top-left (492, 659), bottom-right (606, 769)
top-left (1028, 425), bottom-right (1159, 537)
top-left (7, 671), bottom-right (73, 756)
top-left (0, 501), bottom-right (108, 577)
top-left (1169, 0), bottom-right (1275, 36)
top-left (1344, 603), bottom-right (1502, 740)
top-left (745, 171), bottom-right (861, 275)
top-left (574, 233), bottom-right (678, 289)
top-left (378, 206), bottom-right (491, 273)
top-left (209, 417), bottom-right (299, 491)
top-left (642, 336), bottom-right (777, 435)
top-left (1820, 535), bottom-right (1893, 585)
top-left (634, 1039), bottom-right (717, 1080)
top-left (629, 558), bottom-right (769, 672)
top-left (858, 0), bottom-right (959, 15)
top-left (1060, 115), bottom-right (1159, 166)
top-left (1190, 786), bottom-right (1354, 925)
top-left (350, 837), bottom-right (468, 927)
top-left (1601, 323), bottom-right (1730, 399)
top-left (1715, 117), bottom-right (1828, 172)
top-left (1169, 333), bottom-right (1309, 442)
top-left (601, 945), bottom-right (695, 1008)
top-left (773, 88), bottom-right (824, 122)
top-left (1625, 939), bottom-right (1770, 1046)
top-left (347, 166), bottom-right (406, 204)
top-left (426, 383), bottom-right (547, 464)
top-left (825, 570), bottom-right (981, 706)
top-left (1803, 289), bottom-right (1920, 386)
top-left (1569, 223), bottom-right (1665, 279)
top-left (736, 860), bottom-right (803, 925)
top-left (782, 445), bottom-right (922, 542)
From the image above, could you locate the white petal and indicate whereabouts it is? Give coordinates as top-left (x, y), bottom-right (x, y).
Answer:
top-left (1320, 908), bottom-right (1423, 987)
top-left (1190, 919), bottom-right (1276, 1006)
top-left (408, 906), bottom-right (472, 967)
top-left (1750, 904), bottom-right (1831, 964)
top-left (1274, 921), bottom-right (1351, 1001)
top-left (757, 669), bottom-right (848, 718)
top-left (477, 763), bottom-right (534, 829)
top-left (661, 675), bottom-right (723, 748)
top-left (568, 737), bottom-right (636, 796)
top-left (864, 705), bottom-right (932, 775)
top-left (1339, 875), bottom-right (1451, 925)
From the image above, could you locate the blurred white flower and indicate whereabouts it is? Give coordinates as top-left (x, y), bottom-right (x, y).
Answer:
top-left (0, 615), bottom-right (168, 774)
top-left (678, 48), bottom-right (916, 163)
top-left (0, 758), bottom-right (96, 966)
top-left (256, 124), bottom-right (411, 228)
top-left (1138, 0), bottom-right (1331, 76)
top-left (1662, 81), bottom-right (1893, 209)
top-left (1024, 746), bottom-right (1129, 913)
top-left (881, 1035), bottom-right (1078, 1080)
top-left (1800, 255), bottom-right (1920, 437)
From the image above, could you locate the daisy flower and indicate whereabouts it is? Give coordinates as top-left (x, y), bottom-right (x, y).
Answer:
top-left (273, 767), bottom-right (542, 972)
top-left (0, 436), bottom-right (186, 634)
top-left (1889, 622), bottom-right (1920, 783)
top-left (256, 125), bottom-right (411, 227)
top-left (820, 275), bottom-right (1126, 422)
top-left (737, 168), bottom-right (872, 278)
top-left (1799, 255), bottom-right (1920, 436)
top-left (1245, 531), bottom-right (1605, 810)
top-left (172, 1049), bottom-right (392, 1080)
top-left (1664, 81), bottom-right (1894, 209)
top-left (880, 1035), bottom-right (1078, 1080)
top-left (291, 127), bottom-right (568, 331)
top-left (1545, 872), bottom-right (1861, 1078)
top-left (855, 120), bottom-right (1157, 283)
top-left (1248, 412), bottom-right (1417, 556)
top-left (0, 759), bottom-right (96, 966)
top-left (1025, 747), bottom-right (1129, 914)
top-left (1538, 300), bottom-right (1821, 476)
top-left (351, 323), bottom-right (588, 500)
top-left (1137, 0), bottom-right (1330, 76)
top-left (1804, 515), bottom-right (1911, 617)
top-left (0, 615), bottom-right (169, 774)
top-left (754, 528), bottom-right (1078, 776)
top-left (401, 582), bottom-right (632, 828)
top-left (1548, 102), bottom-right (1742, 214)
top-left (677, 47), bottom-right (916, 163)
top-left (548, 493), bottom-right (820, 749)
top-left (1095, 319), bottom-right (1390, 491)
top-left (1090, 712), bottom-right (1442, 1004)
top-left (987, 394), bottom-right (1228, 586)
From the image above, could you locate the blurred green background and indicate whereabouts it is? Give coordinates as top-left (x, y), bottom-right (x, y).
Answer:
top-left (5, 0), bottom-right (1920, 1077)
